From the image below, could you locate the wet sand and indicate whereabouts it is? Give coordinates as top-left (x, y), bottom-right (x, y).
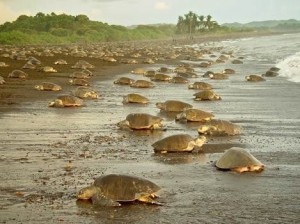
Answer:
top-left (0, 34), bottom-right (300, 223)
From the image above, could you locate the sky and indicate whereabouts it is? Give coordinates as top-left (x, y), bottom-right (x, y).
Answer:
top-left (0, 0), bottom-right (300, 26)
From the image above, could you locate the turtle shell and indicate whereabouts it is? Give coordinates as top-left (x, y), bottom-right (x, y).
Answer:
top-left (123, 93), bottom-right (149, 104)
top-left (210, 73), bottom-right (228, 80)
top-left (72, 87), bottom-right (98, 99)
top-left (246, 75), bottom-right (265, 82)
top-left (188, 82), bottom-right (212, 90)
top-left (215, 148), bottom-right (263, 170)
top-left (193, 90), bottom-right (220, 101)
top-left (126, 113), bottom-right (162, 129)
top-left (37, 82), bottom-right (62, 91)
top-left (8, 70), bottom-right (28, 79)
top-left (93, 174), bottom-right (160, 202)
top-left (152, 134), bottom-right (196, 152)
top-left (130, 80), bottom-right (154, 88)
top-left (150, 73), bottom-right (171, 81)
top-left (157, 100), bottom-right (192, 112)
top-left (114, 77), bottom-right (134, 85)
top-left (198, 119), bottom-right (241, 136)
top-left (169, 76), bottom-right (188, 84)
top-left (69, 78), bottom-right (90, 86)
top-left (56, 95), bottom-right (83, 107)
top-left (131, 68), bottom-right (146, 75)
top-left (177, 108), bottom-right (214, 122)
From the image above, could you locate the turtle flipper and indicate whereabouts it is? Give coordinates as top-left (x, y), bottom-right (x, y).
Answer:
top-left (136, 193), bottom-right (163, 206)
top-left (92, 193), bottom-right (121, 207)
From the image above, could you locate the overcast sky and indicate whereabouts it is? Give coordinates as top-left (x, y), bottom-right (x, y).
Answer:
top-left (0, 0), bottom-right (299, 26)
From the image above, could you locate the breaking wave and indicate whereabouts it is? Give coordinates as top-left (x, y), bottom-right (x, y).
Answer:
top-left (276, 52), bottom-right (300, 83)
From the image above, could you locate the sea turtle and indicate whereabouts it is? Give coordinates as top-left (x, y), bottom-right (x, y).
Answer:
top-left (156, 100), bottom-right (192, 112)
top-left (131, 68), bottom-right (146, 75)
top-left (71, 60), bottom-right (95, 69)
top-left (114, 77), bottom-right (135, 85)
top-left (177, 71), bottom-right (198, 78)
top-left (27, 56), bottom-right (41, 65)
top-left (34, 82), bottom-right (62, 91)
top-left (197, 119), bottom-right (241, 136)
top-left (69, 78), bottom-right (90, 86)
top-left (54, 59), bottom-right (68, 65)
top-left (7, 70), bottom-right (28, 79)
top-left (169, 76), bottom-right (188, 84)
top-left (143, 58), bottom-right (155, 64)
top-left (202, 71), bottom-right (215, 78)
top-left (198, 61), bottom-right (212, 68)
top-left (38, 66), bottom-right (57, 73)
top-left (150, 73), bottom-right (172, 82)
top-left (130, 80), bottom-right (154, 88)
top-left (152, 134), bottom-right (206, 153)
top-left (71, 86), bottom-right (98, 99)
top-left (188, 82), bottom-right (212, 90)
top-left (193, 90), bottom-right (221, 101)
top-left (48, 94), bottom-right (83, 107)
top-left (144, 70), bottom-right (156, 78)
top-left (0, 62), bottom-right (9, 67)
top-left (245, 75), bottom-right (266, 82)
top-left (70, 71), bottom-right (90, 79)
top-left (157, 67), bottom-right (173, 73)
top-left (223, 68), bottom-right (235, 74)
top-left (77, 174), bottom-right (161, 206)
top-left (215, 147), bottom-right (264, 173)
top-left (22, 62), bottom-right (36, 69)
top-left (263, 69), bottom-right (279, 77)
top-left (0, 76), bottom-right (5, 84)
top-left (209, 73), bottom-right (229, 80)
top-left (123, 93), bottom-right (149, 104)
top-left (117, 113), bottom-right (163, 130)
top-left (176, 108), bottom-right (214, 122)
top-left (231, 59), bottom-right (243, 64)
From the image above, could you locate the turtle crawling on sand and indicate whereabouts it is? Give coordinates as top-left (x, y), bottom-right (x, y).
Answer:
top-left (69, 78), bottom-right (90, 86)
top-left (113, 77), bottom-right (135, 85)
top-left (188, 82), bottom-right (212, 90)
top-left (130, 80), bottom-right (154, 88)
top-left (176, 108), bottom-right (214, 122)
top-left (131, 68), bottom-right (146, 75)
top-left (245, 75), bottom-right (265, 82)
top-left (71, 86), bottom-right (98, 99)
top-left (197, 119), bottom-right (241, 136)
top-left (77, 174), bottom-right (162, 207)
top-left (117, 113), bottom-right (163, 130)
top-left (156, 100), bottom-right (192, 112)
top-left (48, 94), bottom-right (83, 107)
top-left (215, 147), bottom-right (264, 173)
top-left (152, 134), bottom-right (206, 153)
top-left (7, 70), bottom-right (28, 79)
top-left (193, 90), bottom-right (221, 101)
top-left (123, 93), bottom-right (149, 104)
top-left (34, 82), bottom-right (62, 91)
top-left (38, 66), bottom-right (57, 73)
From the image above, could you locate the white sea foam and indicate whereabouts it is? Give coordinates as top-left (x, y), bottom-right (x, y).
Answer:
top-left (276, 52), bottom-right (300, 83)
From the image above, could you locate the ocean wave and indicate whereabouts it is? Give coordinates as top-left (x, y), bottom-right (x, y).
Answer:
top-left (276, 52), bottom-right (300, 83)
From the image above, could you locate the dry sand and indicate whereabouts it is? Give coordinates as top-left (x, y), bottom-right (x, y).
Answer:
top-left (0, 33), bottom-right (299, 223)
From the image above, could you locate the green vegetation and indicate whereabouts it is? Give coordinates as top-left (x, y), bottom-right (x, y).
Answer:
top-left (0, 11), bottom-right (297, 45)
top-left (0, 12), bottom-right (176, 45)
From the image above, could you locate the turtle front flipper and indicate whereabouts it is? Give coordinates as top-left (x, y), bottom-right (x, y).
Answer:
top-left (92, 193), bottom-right (121, 207)
top-left (135, 193), bottom-right (163, 206)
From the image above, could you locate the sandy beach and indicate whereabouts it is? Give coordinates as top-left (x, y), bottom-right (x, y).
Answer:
top-left (0, 32), bottom-right (299, 223)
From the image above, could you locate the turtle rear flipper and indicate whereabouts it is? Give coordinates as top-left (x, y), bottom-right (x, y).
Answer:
top-left (92, 193), bottom-right (121, 207)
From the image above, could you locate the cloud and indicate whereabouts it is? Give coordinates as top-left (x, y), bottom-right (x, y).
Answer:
top-left (0, 2), bottom-right (19, 24)
top-left (154, 1), bottom-right (169, 11)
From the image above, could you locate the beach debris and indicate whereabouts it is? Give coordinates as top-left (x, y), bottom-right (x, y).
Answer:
top-left (152, 134), bottom-right (206, 153)
top-left (215, 147), bottom-right (264, 173)
top-left (77, 174), bottom-right (162, 207)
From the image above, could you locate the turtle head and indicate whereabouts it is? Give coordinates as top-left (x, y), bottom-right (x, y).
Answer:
top-left (116, 119), bottom-right (129, 128)
top-left (245, 76), bottom-right (251, 81)
top-left (198, 125), bottom-right (217, 135)
top-left (77, 186), bottom-right (98, 200)
top-left (188, 84), bottom-right (194, 89)
top-left (69, 79), bottom-right (74, 84)
top-left (209, 74), bottom-right (214, 79)
top-left (122, 96), bottom-right (129, 103)
top-left (155, 102), bottom-right (165, 110)
top-left (194, 135), bottom-right (207, 147)
top-left (48, 99), bottom-right (63, 107)
top-left (175, 112), bottom-right (186, 121)
top-left (34, 85), bottom-right (43, 90)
